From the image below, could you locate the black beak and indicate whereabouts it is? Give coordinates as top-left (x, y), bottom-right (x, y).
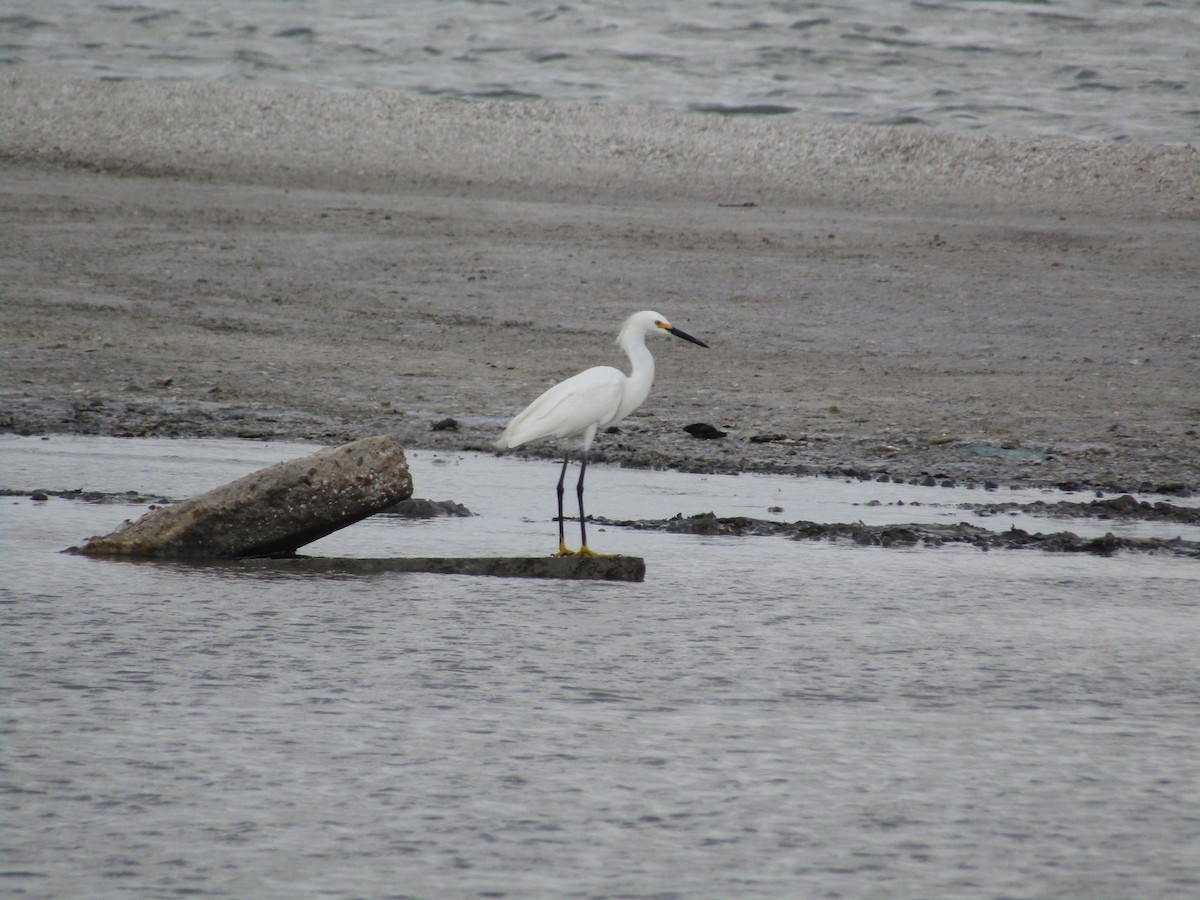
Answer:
top-left (668, 326), bottom-right (709, 348)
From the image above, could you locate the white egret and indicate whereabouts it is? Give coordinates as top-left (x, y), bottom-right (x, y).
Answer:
top-left (495, 310), bottom-right (709, 557)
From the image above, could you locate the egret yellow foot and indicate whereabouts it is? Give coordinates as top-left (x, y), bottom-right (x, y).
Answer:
top-left (575, 545), bottom-right (621, 559)
top-left (554, 538), bottom-right (576, 557)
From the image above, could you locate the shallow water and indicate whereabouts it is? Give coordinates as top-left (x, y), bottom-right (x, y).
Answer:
top-left (3, 435), bottom-right (1199, 898)
top-left (4, 0), bottom-right (1197, 143)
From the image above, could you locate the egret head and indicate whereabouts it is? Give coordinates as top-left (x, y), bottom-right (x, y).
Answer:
top-left (621, 310), bottom-right (709, 348)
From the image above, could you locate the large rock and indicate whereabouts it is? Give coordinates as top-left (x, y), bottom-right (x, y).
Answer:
top-left (73, 435), bottom-right (412, 558)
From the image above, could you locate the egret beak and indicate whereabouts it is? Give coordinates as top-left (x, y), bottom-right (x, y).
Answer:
top-left (662, 323), bottom-right (709, 348)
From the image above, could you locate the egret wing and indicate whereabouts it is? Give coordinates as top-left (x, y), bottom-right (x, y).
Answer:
top-left (498, 366), bottom-right (624, 448)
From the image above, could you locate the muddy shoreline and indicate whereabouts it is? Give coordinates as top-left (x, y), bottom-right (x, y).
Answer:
top-left (3, 392), bottom-right (1196, 499)
top-left (3, 74), bottom-right (1198, 497)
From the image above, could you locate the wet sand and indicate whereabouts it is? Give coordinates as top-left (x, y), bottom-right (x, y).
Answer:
top-left (3, 72), bottom-right (1198, 495)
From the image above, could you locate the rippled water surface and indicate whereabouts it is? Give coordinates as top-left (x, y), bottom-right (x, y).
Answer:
top-left (3, 436), bottom-right (1199, 898)
top-left (3, 1), bottom-right (1198, 142)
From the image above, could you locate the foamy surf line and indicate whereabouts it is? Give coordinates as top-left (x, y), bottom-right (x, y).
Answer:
top-left (2, 71), bottom-right (1196, 215)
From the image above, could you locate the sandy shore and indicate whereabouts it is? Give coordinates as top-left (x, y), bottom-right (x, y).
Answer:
top-left (3, 72), bottom-right (1198, 495)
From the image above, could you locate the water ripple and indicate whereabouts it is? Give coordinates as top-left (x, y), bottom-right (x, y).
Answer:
top-left (1, 0), bottom-right (1196, 141)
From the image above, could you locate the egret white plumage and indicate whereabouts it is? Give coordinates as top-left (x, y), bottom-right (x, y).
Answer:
top-left (495, 310), bottom-right (709, 557)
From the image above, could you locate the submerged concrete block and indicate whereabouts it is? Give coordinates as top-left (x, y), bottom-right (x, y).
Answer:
top-left (236, 555), bottom-right (647, 581)
top-left (74, 435), bottom-right (412, 558)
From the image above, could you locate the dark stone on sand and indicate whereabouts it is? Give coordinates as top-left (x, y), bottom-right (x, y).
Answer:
top-left (684, 423), bottom-right (728, 440)
top-left (235, 555), bottom-right (646, 581)
top-left (431, 417), bottom-right (460, 431)
top-left (71, 434), bottom-right (412, 558)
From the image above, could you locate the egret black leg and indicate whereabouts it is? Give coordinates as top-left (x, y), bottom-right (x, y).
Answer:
top-left (576, 453), bottom-right (589, 552)
top-left (574, 453), bottom-right (617, 558)
top-left (555, 455), bottom-right (571, 556)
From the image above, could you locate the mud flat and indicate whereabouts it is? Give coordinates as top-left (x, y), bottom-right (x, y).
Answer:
top-left (2, 73), bottom-right (1198, 495)
top-left (594, 512), bottom-right (1200, 559)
